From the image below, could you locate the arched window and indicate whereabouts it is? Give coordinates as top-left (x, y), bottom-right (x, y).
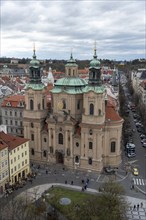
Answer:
top-left (31, 148), bottom-right (34, 155)
top-left (111, 141), bottom-right (116, 152)
top-left (42, 98), bottom-right (45, 109)
top-left (89, 129), bottom-right (93, 135)
top-left (90, 103), bottom-right (94, 115)
top-left (63, 100), bottom-right (66, 109)
top-left (58, 133), bottom-right (63, 145)
top-left (98, 109), bottom-right (101, 115)
top-left (75, 156), bottom-right (79, 163)
top-left (31, 134), bottom-right (34, 141)
top-left (88, 157), bottom-right (92, 165)
top-left (30, 122), bottom-right (34, 128)
top-left (43, 150), bottom-right (47, 157)
top-left (30, 99), bottom-right (34, 110)
top-left (77, 100), bottom-right (80, 110)
top-left (89, 142), bottom-right (93, 149)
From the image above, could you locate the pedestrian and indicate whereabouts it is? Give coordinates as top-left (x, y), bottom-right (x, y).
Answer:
top-left (81, 187), bottom-right (84, 191)
top-left (65, 180), bottom-right (67, 184)
top-left (71, 181), bottom-right (73, 185)
top-left (133, 205), bottom-right (136, 210)
top-left (81, 179), bottom-right (84, 184)
top-left (141, 202), bottom-right (143, 208)
top-left (87, 178), bottom-right (89, 183)
top-left (84, 185), bottom-right (87, 190)
top-left (137, 204), bottom-right (139, 211)
top-left (46, 170), bottom-right (48, 174)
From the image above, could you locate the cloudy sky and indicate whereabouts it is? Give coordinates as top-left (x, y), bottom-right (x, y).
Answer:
top-left (1, 0), bottom-right (146, 61)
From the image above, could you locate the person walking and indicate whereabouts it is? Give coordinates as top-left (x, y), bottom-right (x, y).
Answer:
top-left (133, 205), bottom-right (136, 210)
top-left (137, 204), bottom-right (139, 211)
top-left (141, 202), bottom-right (143, 208)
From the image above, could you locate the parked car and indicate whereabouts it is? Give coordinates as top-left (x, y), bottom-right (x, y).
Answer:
top-left (104, 167), bottom-right (115, 175)
top-left (127, 152), bottom-right (136, 158)
top-left (132, 167), bottom-right (139, 176)
top-left (143, 140), bottom-right (146, 147)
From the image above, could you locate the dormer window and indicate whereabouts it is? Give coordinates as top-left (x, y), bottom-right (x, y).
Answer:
top-left (6, 102), bottom-right (11, 107)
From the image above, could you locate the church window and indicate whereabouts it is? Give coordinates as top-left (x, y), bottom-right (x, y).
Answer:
top-left (31, 122), bottom-right (34, 128)
top-left (31, 148), bottom-right (34, 155)
top-left (58, 133), bottom-right (63, 145)
top-left (31, 134), bottom-right (34, 141)
top-left (111, 141), bottom-right (116, 152)
top-left (62, 100), bottom-right (66, 109)
top-left (30, 99), bottom-right (34, 110)
top-left (5, 111), bottom-right (7, 116)
top-left (66, 148), bottom-right (70, 156)
top-left (77, 100), bottom-right (80, 110)
top-left (73, 69), bottom-right (75, 76)
top-left (75, 156), bottom-right (79, 163)
top-left (50, 147), bottom-right (53, 153)
top-left (43, 151), bottom-right (47, 157)
top-left (98, 109), bottom-right (101, 115)
top-left (68, 69), bottom-right (71, 76)
top-left (42, 98), bottom-right (45, 109)
top-left (38, 103), bottom-right (40, 110)
top-left (76, 142), bottom-right (79, 147)
top-left (89, 103), bottom-right (94, 115)
top-left (89, 129), bottom-right (93, 135)
top-left (89, 142), bottom-right (93, 149)
top-left (88, 157), bottom-right (92, 165)
top-left (10, 111), bottom-right (12, 116)
top-left (44, 138), bottom-right (47, 142)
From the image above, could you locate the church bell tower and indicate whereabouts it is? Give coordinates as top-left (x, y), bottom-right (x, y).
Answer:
top-left (23, 46), bottom-right (48, 161)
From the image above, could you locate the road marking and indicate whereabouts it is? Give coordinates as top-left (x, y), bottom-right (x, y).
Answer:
top-left (133, 178), bottom-right (145, 186)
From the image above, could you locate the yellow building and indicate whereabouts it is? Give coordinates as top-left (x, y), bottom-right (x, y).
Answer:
top-left (0, 131), bottom-right (30, 185)
top-left (0, 138), bottom-right (9, 194)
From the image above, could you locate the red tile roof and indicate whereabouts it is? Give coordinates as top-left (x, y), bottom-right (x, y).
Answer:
top-left (0, 131), bottom-right (29, 150)
top-left (105, 101), bottom-right (122, 121)
top-left (0, 139), bottom-right (8, 151)
top-left (1, 95), bottom-right (25, 108)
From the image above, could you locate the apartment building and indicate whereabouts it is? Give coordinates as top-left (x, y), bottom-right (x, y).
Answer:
top-left (0, 139), bottom-right (9, 194)
top-left (0, 131), bottom-right (30, 185)
top-left (1, 95), bottom-right (25, 137)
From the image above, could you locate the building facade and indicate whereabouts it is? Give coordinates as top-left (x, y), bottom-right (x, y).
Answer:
top-left (0, 139), bottom-right (9, 194)
top-left (24, 48), bottom-right (123, 173)
top-left (0, 131), bottom-right (30, 185)
top-left (1, 95), bottom-right (25, 137)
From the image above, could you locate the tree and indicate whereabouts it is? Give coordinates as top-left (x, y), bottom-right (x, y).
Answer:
top-left (81, 181), bottom-right (129, 220)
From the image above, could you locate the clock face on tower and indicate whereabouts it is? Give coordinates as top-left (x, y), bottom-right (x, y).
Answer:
top-left (57, 100), bottom-right (63, 110)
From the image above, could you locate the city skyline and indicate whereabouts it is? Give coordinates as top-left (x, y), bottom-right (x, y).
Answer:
top-left (1, 0), bottom-right (146, 61)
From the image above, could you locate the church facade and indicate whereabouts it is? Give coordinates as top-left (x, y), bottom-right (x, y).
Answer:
top-left (23, 48), bottom-right (123, 173)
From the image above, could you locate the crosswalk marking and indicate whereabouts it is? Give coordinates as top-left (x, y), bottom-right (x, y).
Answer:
top-left (133, 178), bottom-right (145, 186)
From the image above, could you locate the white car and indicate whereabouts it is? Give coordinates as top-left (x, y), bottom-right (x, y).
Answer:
top-left (127, 153), bottom-right (136, 158)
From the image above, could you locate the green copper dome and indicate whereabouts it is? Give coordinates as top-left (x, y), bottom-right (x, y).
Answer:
top-left (30, 49), bottom-right (40, 68)
top-left (65, 53), bottom-right (78, 67)
top-left (51, 77), bottom-right (87, 94)
top-left (89, 47), bottom-right (100, 69)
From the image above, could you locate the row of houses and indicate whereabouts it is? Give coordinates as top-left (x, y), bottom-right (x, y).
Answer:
top-left (0, 131), bottom-right (30, 194)
top-left (131, 69), bottom-right (146, 105)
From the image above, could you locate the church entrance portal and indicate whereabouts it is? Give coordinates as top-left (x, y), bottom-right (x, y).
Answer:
top-left (55, 151), bottom-right (64, 164)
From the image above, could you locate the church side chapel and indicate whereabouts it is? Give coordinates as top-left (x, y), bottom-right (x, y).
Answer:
top-left (23, 45), bottom-right (123, 172)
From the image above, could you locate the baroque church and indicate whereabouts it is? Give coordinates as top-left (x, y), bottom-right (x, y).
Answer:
top-left (23, 47), bottom-right (123, 172)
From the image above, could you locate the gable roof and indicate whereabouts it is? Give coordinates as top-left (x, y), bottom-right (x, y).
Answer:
top-left (105, 101), bottom-right (122, 121)
top-left (1, 95), bottom-right (25, 108)
top-left (0, 131), bottom-right (29, 150)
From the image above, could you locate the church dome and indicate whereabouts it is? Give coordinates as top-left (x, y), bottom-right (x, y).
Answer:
top-left (65, 53), bottom-right (78, 67)
top-left (90, 58), bottom-right (100, 69)
top-left (30, 49), bottom-right (40, 68)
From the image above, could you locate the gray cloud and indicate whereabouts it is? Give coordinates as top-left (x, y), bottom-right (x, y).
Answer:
top-left (1, 0), bottom-right (145, 60)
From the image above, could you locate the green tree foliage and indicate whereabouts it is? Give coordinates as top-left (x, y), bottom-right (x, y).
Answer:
top-left (81, 181), bottom-right (129, 220)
